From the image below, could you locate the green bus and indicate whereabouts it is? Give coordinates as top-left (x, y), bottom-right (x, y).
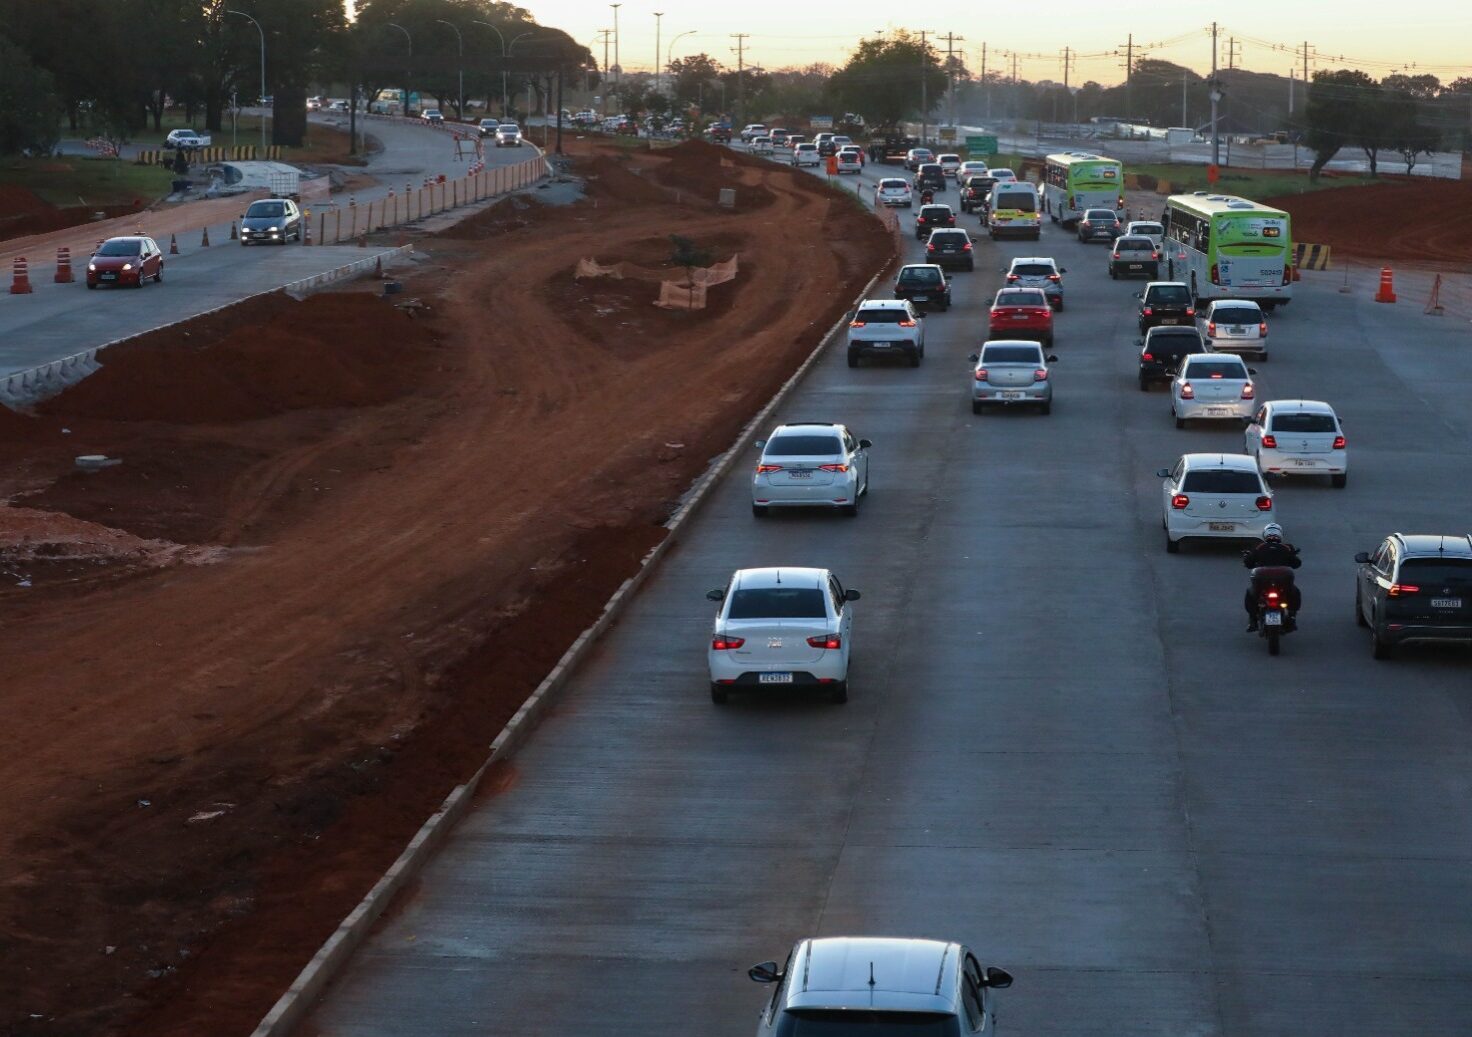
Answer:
top-left (1163, 194), bottom-right (1293, 308)
top-left (1041, 151), bottom-right (1125, 227)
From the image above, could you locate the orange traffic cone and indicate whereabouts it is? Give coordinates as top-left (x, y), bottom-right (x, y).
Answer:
top-left (201, 225), bottom-right (211, 247)
top-left (169, 233), bottom-right (180, 255)
top-left (10, 256), bottom-right (33, 294)
top-left (1374, 267), bottom-right (1396, 303)
top-left (1291, 265), bottom-right (1301, 282)
top-left (374, 255), bottom-right (384, 279)
top-left (230, 219), bottom-right (238, 240)
top-left (54, 247), bottom-right (74, 283)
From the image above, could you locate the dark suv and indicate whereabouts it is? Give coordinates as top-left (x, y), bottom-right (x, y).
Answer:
top-left (893, 263), bottom-right (951, 311)
top-left (960, 175), bottom-right (996, 213)
top-left (1137, 281), bottom-right (1196, 332)
top-left (913, 162), bottom-right (946, 193)
top-left (1137, 326), bottom-right (1207, 390)
top-left (1355, 534), bottom-right (1472, 659)
top-left (914, 203), bottom-right (956, 239)
top-left (925, 229), bottom-right (974, 271)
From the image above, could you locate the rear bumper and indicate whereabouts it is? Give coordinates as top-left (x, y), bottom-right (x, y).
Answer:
top-left (752, 478), bottom-right (858, 507)
top-left (987, 325), bottom-right (1051, 342)
top-left (972, 384), bottom-right (1051, 403)
top-left (1175, 397), bottom-right (1252, 420)
top-left (708, 656), bottom-right (848, 684)
top-left (1259, 451), bottom-right (1346, 475)
top-left (849, 339), bottom-right (921, 357)
top-left (1166, 513), bottom-right (1273, 541)
top-left (1380, 623), bottom-right (1472, 646)
top-left (990, 224), bottom-right (1041, 238)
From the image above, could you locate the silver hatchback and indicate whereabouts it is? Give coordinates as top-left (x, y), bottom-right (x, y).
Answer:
top-left (970, 340), bottom-right (1057, 414)
top-left (1004, 256), bottom-right (1065, 309)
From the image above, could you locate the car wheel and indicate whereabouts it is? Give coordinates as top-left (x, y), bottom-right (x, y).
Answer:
top-left (1165, 530), bottom-right (1180, 553)
top-left (751, 504), bottom-right (768, 517)
top-left (710, 683), bottom-right (729, 704)
top-left (1332, 473), bottom-right (1348, 488)
top-left (1258, 350), bottom-right (1268, 361)
top-left (1055, 298), bottom-right (1064, 312)
top-left (829, 680), bottom-right (848, 704)
top-left (1174, 409), bottom-right (1186, 429)
top-left (842, 501), bottom-right (859, 517)
top-left (86, 282), bottom-right (96, 290)
top-left (1039, 400), bottom-right (1051, 415)
top-left (908, 351), bottom-right (921, 368)
top-left (1356, 585), bottom-right (1369, 627)
top-left (971, 400), bottom-right (983, 415)
top-left (847, 350), bottom-right (859, 368)
top-left (1110, 268), bottom-right (1117, 279)
top-left (155, 267), bottom-right (163, 283)
top-left (1371, 622), bottom-right (1393, 660)
top-left (965, 261), bottom-right (974, 271)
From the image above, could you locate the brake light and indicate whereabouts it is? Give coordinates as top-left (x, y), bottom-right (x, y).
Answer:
top-left (926, 244), bottom-right (936, 252)
top-left (974, 368), bottom-right (988, 381)
top-left (1171, 493), bottom-right (1189, 509)
top-left (1255, 495), bottom-right (1273, 511)
top-left (898, 319), bottom-right (916, 327)
top-left (756, 463), bottom-right (783, 473)
top-left (818, 463), bottom-right (849, 472)
top-left (806, 633), bottom-right (842, 650)
top-left (1151, 251), bottom-right (1160, 260)
top-left (1141, 352), bottom-right (1154, 361)
top-left (1210, 263), bottom-right (1220, 284)
top-left (963, 242), bottom-right (973, 251)
top-left (1142, 306), bottom-right (1153, 316)
top-left (1033, 368), bottom-right (1048, 381)
top-left (1259, 322), bottom-right (1268, 336)
top-left (711, 636), bottom-right (745, 650)
top-left (1180, 382), bottom-right (1194, 398)
top-left (850, 320), bottom-right (866, 328)
top-left (1185, 307), bottom-right (1195, 317)
top-left (1333, 435), bottom-right (1346, 449)
top-left (1047, 273), bottom-right (1060, 281)
top-left (1241, 383), bottom-right (1254, 399)
top-left (1388, 584), bottom-right (1420, 597)
top-left (1207, 321), bottom-right (1217, 335)
top-left (1210, 372), bottom-right (1223, 379)
top-left (1006, 274), bottom-right (1020, 282)
top-left (1261, 435), bottom-right (1277, 449)
top-left (1266, 589), bottom-right (1280, 603)
top-left (1117, 194), bottom-right (1125, 209)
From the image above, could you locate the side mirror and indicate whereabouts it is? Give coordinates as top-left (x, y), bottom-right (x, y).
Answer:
top-left (748, 961), bottom-right (782, 984)
top-left (1047, 354), bottom-right (1059, 363)
top-left (1354, 552), bottom-right (1371, 564)
top-left (1156, 468), bottom-right (1171, 478)
top-left (1058, 267), bottom-right (1067, 273)
top-left (705, 589), bottom-right (725, 602)
top-left (983, 966), bottom-right (1014, 989)
top-left (844, 589), bottom-right (861, 601)
top-left (858, 438), bottom-right (872, 449)
top-left (754, 439), bottom-right (766, 449)
top-left (968, 353), bottom-right (979, 363)
top-left (1133, 338), bottom-right (1144, 347)
top-left (1247, 368), bottom-right (1258, 375)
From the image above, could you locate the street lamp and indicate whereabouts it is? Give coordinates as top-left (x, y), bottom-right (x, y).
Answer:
top-left (387, 23), bottom-right (412, 115)
top-left (653, 12), bottom-right (663, 97)
top-left (436, 19), bottom-right (464, 122)
top-left (474, 21), bottom-right (535, 118)
top-left (226, 9), bottom-right (266, 151)
top-left (667, 30), bottom-right (696, 89)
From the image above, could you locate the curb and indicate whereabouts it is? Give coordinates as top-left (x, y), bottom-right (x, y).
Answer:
top-left (248, 210), bottom-right (897, 1037)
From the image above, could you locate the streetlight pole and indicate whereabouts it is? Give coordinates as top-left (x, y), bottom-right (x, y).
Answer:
top-left (388, 23), bottom-right (412, 115)
top-left (227, 9), bottom-right (266, 151)
top-left (653, 13), bottom-right (663, 97)
top-left (471, 21), bottom-right (508, 117)
top-left (667, 30), bottom-right (696, 101)
top-left (610, 3), bottom-right (622, 110)
top-left (436, 19), bottom-right (464, 122)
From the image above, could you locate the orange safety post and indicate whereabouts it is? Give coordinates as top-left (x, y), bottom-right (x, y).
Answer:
top-left (10, 256), bottom-right (33, 294)
top-left (54, 247), bottom-right (74, 283)
top-left (201, 225), bottom-right (211, 247)
top-left (303, 208), bottom-right (313, 245)
top-left (1374, 266), bottom-right (1397, 303)
top-left (169, 233), bottom-right (180, 255)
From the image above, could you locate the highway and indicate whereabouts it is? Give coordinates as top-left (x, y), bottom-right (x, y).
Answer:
top-left (304, 150), bottom-right (1472, 1035)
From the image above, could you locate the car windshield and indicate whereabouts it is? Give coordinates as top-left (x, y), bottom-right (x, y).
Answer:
top-left (1117, 238), bottom-right (1153, 250)
top-left (1398, 558), bottom-right (1472, 589)
top-left (859, 309), bottom-right (910, 323)
top-left (776, 1010), bottom-right (960, 1037)
top-left (246, 201), bottom-right (286, 218)
top-left (1148, 284), bottom-right (1191, 303)
top-left (1213, 307), bottom-right (1261, 325)
top-left (727, 587), bottom-right (827, 619)
top-left (994, 193), bottom-right (1036, 212)
top-left (899, 267), bottom-right (943, 285)
top-left (1182, 470), bottom-right (1263, 493)
top-left (1183, 360), bottom-right (1248, 379)
top-left (996, 290), bottom-right (1046, 307)
top-left (1270, 412), bottom-right (1337, 433)
top-left (983, 346), bottom-right (1042, 363)
top-left (767, 435), bottom-right (842, 456)
top-left (1012, 263), bottom-right (1054, 276)
top-left (95, 240), bottom-right (141, 257)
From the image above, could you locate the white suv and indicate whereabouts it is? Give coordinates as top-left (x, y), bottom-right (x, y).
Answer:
top-left (876, 178), bottom-right (913, 208)
top-left (1245, 399), bottom-right (1348, 487)
top-left (791, 142), bottom-right (821, 167)
top-left (706, 568), bottom-right (859, 703)
top-left (847, 299), bottom-right (925, 367)
top-left (749, 937), bottom-right (1014, 1035)
top-left (1159, 453), bottom-right (1276, 553)
top-left (1171, 353), bottom-right (1256, 427)
top-left (751, 423), bottom-right (871, 517)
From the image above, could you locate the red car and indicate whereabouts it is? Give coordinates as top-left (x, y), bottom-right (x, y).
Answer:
top-left (988, 287), bottom-right (1054, 348)
top-left (86, 236), bottom-right (164, 289)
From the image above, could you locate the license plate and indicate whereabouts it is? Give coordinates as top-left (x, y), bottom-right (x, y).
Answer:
top-left (1000, 391), bottom-right (1025, 399)
top-left (1209, 522), bottom-right (1237, 532)
top-left (1431, 598), bottom-right (1463, 609)
top-left (100, 273), bottom-right (117, 280)
top-left (1012, 314), bottom-right (1029, 319)
top-left (1206, 407), bottom-right (1232, 415)
top-left (1161, 318), bottom-right (1179, 325)
top-left (1128, 263), bottom-right (1143, 269)
top-left (1264, 611), bottom-right (1283, 626)
top-left (1289, 459), bottom-right (1315, 467)
top-left (759, 672), bottom-right (794, 684)
top-left (788, 470), bottom-right (812, 479)
top-left (870, 342), bottom-right (892, 348)
top-left (913, 295), bottom-right (928, 301)
top-left (1227, 328), bottom-right (1244, 336)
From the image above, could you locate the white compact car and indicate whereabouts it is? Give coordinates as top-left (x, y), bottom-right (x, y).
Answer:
top-left (1126, 220), bottom-right (1165, 247)
top-left (751, 423), bottom-right (871, 516)
top-left (1245, 399), bottom-right (1348, 487)
top-left (792, 142), bottom-right (821, 167)
top-left (1172, 353), bottom-right (1256, 427)
top-left (835, 149), bottom-right (862, 173)
top-left (876, 178), bottom-right (913, 208)
top-left (937, 152), bottom-right (962, 177)
top-left (706, 567), bottom-right (860, 703)
top-left (750, 135), bottom-right (773, 155)
top-left (958, 160), bottom-right (989, 180)
top-left (1159, 453), bottom-right (1276, 553)
top-left (847, 299), bottom-right (926, 367)
top-left (1200, 299), bottom-right (1268, 359)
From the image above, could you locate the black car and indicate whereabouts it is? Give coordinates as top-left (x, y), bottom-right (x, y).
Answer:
top-left (959, 175), bottom-right (996, 213)
top-left (925, 229), bottom-right (974, 271)
top-left (710, 125), bottom-right (732, 143)
top-left (1077, 208), bottom-right (1122, 242)
top-left (1136, 281), bottom-right (1196, 332)
top-left (239, 197), bottom-right (303, 245)
top-left (1355, 534), bottom-right (1472, 659)
top-left (912, 163), bottom-right (946, 194)
top-left (893, 263), bottom-right (951, 311)
top-left (914, 204), bottom-right (956, 239)
top-left (1136, 327), bottom-right (1207, 390)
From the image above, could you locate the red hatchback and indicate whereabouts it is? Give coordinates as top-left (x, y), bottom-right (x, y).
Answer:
top-left (988, 287), bottom-right (1054, 347)
top-left (87, 236), bottom-right (164, 289)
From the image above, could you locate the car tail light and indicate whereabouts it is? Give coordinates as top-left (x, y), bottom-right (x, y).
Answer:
top-left (1047, 273), bottom-right (1061, 281)
top-left (818, 463), bottom-right (849, 472)
top-left (1141, 352), bottom-right (1154, 361)
top-left (1151, 251), bottom-right (1160, 260)
top-left (1171, 493), bottom-right (1190, 509)
top-left (1388, 583), bottom-right (1420, 597)
top-left (1185, 307), bottom-right (1195, 317)
top-left (898, 318), bottom-right (916, 327)
top-left (1006, 274), bottom-right (1020, 282)
top-left (1033, 307), bottom-right (1051, 317)
top-left (1241, 383), bottom-right (1254, 399)
top-left (1142, 306), bottom-right (1153, 316)
top-left (1207, 321), bottom-right (1217, 336)
top-left (807, 633), bottom-right (842, 650)
top-left (974, 368), bottom-right (988, 381)
top-left (1259, 322), bottom-right (1268, 336)
top-left (1210, 372), bottom-right (1223, 379)
top-left (1333, 435), bottom-right (1346, 449)
top-left (849, 320), bottom-right (866, 328)
top-left (1180, 382), bottom-right (1194, 398)
top-left (1117, 194), bottom-right (1125, 209)
top-left (1210, 263), bottom-right (1220, 284)
top-left (963, 242), bottom-right (973, 251)
top-left (1033, 368), bottom-right (1048, 381)
top-left (1261, 435), bottom-right (1277, 449)
top-left (926, 244), bottom-right (936, 253)
top-left (1255, 495), bottom-right (1273, 511)
top-left (711, 636), bottom-right (745, 650)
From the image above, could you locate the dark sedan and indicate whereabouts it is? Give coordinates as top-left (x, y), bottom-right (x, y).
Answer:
top-left (240, 198), bottom-right (303, 245)
top-left (913, 204), bottom-right (956, 239)
top-left (912, 163), bottom-right (946, 194)
top-left (1076, 208), bottom-right (1123, 242)
top-left (86, 236), bottom-right (164, 289)
top-left (1136, 327), bottom-right (1207, 390)
top-left (925, 229), bottom-right (975, 271)
top-left (1136, 281), bottom-right (1197, 332)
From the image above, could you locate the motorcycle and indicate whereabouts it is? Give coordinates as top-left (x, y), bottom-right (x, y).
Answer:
top-left (1247, 564), bottom-right (1298, 655)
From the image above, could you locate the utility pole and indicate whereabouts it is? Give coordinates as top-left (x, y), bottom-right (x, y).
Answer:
top-left (653, 12), bottom-right (662, 98)
top-left (597, 29), bottom-right (612, 113)
top-left (1009, 50), bottom-right (1018, 120)
top-left (918, 30), bottom-right (932, 145)
top-left (1210, 21), bottom-right (1221, 166)
top-left (1122, 33), bottom-right (1133, 123)
top-left (610, 3), bottom-right (622, 111)
top-left (1059, 46), bottom-right (1072, 125)
top-left (436, 19), bottom-right (464, 122)
top-left (1288, 67), bottom-right (1294, 115)
top-left (940, 32), bottom-right (964, 132)
top-left (981, 43), bottom-right (989, 121)
top-left (731, 33), bottom-right (749, 127)
top-left (1182, 69), bottom-right (1188, 127)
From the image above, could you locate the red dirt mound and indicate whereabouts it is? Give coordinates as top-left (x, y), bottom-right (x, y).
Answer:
top-left (0, 184), bottom-right (141, 243)
top-left (647, 142), bottom-right (779, 210)
top-left (578, 153), bottom-right (677, 206)
top-left (1265, 177), bottom-right (1472, 264)
top-left (41, 293), bottom-right (443, 423)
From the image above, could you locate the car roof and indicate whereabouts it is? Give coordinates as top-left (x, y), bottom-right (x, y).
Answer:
top-left (1393, 534), bottom-right (1472, 558)
top-left (1084, 207), bottom-right (1116, 215)
top-left (981, 340), bottom-right (1044, 352)
top-left (772, 422), bottom-right (841, 434)
top-left (1009, 257), bottom-right (1057, 266)
top-left (732, 567), bottom-right (828, 590)
top-left (1180, 452), bottom-right (1259, 471)
top-left (1182, 353), bottom-right (1247, 366)
top-left (899, 263), bottom-right (945, 271)
top-left (783, 938), bottom-right (960, 1014)
top-left (858, 298), bottom-right (912, 309)
top-left (1264, 399), bottom-right (1334, 414)
top-left (995, 287), bottom-right (1045, 299)
top-left (1145, 281), bottom-right (1189, 289)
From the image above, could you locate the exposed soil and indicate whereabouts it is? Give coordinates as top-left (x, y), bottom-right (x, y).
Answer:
top-left (1263, 176), bottom-right (1472, 265)
top-left (0, 184), bottom-right (141, 243)
top-left (0, 137), bottom-right (893, 1037)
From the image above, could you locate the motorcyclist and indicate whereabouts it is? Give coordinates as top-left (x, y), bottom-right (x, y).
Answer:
top-left (1243, 523), bottom-right (1302, 631)
top-left (920, 187), bottom-right (935, 205)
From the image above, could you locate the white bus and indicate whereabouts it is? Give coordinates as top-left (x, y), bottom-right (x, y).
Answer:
top-left (1163, 194), bottom-right (1293, 309)
top-left (1041, 152), bottom-right (1125, 227)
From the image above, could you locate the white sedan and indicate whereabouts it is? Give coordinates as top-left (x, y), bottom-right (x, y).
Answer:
top-left (751, 423), bottom-right (871, 516)
top-left (876, 178), bottom-right (913, 208)
top-left (1172, 353), bottom-right (1256, 427)
top-left (1245, 399), bottom-right (1348, 487)
top-left (706, 567), bottom-right (859, 703)
top-left (1159, 453), bottom-right (1276, 553)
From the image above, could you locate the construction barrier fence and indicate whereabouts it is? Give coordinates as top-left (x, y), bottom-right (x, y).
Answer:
top-left (1294, 242), bottom-right (1332, 271)
top-left (137, 145), bottom-right (284, 165)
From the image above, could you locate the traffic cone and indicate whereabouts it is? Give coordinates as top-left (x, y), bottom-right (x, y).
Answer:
top-left (54, 247), bottom-right (74, 284)
top-left (1290, 265), bottom-right (1301, 282)
top-left (169, 233), bottom-right (180, 255)
top-left (1374, 266), bottom-right (1396, 303)
top-left (230, 219), bottom-right (238, 240)
top-left (10, 256), bottom-right (33, 294)
top-left (201, 225), bottom-right (211, 247)
top-left (374, 255), bottom-right (384, 278)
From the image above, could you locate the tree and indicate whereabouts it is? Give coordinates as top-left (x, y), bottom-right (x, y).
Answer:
top-left (827, 31), bottom-right (947, 131)
top-left (669, 53), bottom-right (722, 109)
top-left (1382, 73), bottom-right (1439, 99)
top-left (1304, 68), bottom-right (1377, 180)
top-left (1381, 87), bottom-right (1441, 174)
top-left (0, 34), bottom-right (60, 155)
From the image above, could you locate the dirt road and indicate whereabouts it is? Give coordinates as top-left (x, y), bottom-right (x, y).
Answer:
top-left (0, 139), bottom-right (892, 1036)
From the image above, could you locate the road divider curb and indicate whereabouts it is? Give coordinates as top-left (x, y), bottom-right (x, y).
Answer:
top-left (247, 202), bottom-right (898, 1037)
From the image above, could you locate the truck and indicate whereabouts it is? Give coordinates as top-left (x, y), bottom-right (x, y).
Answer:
top-left (1164, 127), bottom-right (1194, 146)
top-left (165, 129), bottom-right (211, 149)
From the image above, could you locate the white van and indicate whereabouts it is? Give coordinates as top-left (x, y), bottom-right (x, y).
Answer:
top-left (988, 182), bottom-right (1041, 241)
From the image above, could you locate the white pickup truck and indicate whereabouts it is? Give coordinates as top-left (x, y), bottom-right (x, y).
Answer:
top-left (165, 129), bottom-right (211, 149)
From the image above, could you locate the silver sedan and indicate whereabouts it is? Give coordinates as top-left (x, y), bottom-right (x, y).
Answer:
top-left (969, 340), bottom-right (1057, 415)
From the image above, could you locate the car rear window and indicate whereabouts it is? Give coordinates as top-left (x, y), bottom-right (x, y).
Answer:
top-left (920, 206), bottom-right (952, 218)
top-left (880, 179), bottom-right (907, 189)
top-left (920, 164), bottom-right (942, 174)
top-left (939, 154), bottom-right (960, 162)
top-left (727, 587), bottom-right (827, 619)
top-left (1116, 237), bottom-right (1153, 250)
top-left (995, 289), bottom-right (1046, 307)
top-left (931, 231), bottom-right (968, 244)
top-left (1182, 359), bottom-right (1248, 379)
top-left (1397, 558), bottom-right (1472, 589)
top-left (898, 267), bottom-right (943, 285)
top-left (1147, 332), bottom-right (1205, 354)
top-left (1270, 412), bottom-right (1337, 433)
top-left (1132, 223), bottom-right (1163, 235)
top-left (777, 1010), bottom-right (960, 1037)
top-left (994, 192), bottom-right (1036, 212)
top-left (982, 345), bottom-right (1042, 363)
top-left (1147, 284), bottom-right (1191, 303)
top-left (1086, 209), bottom-right (1115, 219)
top-left (1182, 470), bottom-right (1263, 493)
top-left (1012, 263), bottom-right (1054, 276)
top-left (859, 309), bottom-right (910, 323)
top-left (991, 169), bottom-right (1015, 179)
top-left (1213, 307), bottom-right (1261, 325)
top-left (767, 435), bottom-right (842, 456)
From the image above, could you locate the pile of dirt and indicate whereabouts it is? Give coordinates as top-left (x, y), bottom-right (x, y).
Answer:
top-left (577, 153), bottom-right (679, 206)
top-left (0, 184), bottom-right (141, 243)
top-left (648, 142), bottom-right (779, 210)
top-left (41, 293), bottom-right (444, 423)
top-left (1264, 177), bottom-right (1472, 264)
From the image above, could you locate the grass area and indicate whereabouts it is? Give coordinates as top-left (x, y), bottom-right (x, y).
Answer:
top-left (0, 156), bottom-right (174, 208)
top-left (1126, 162), bottom-right (1369, 199)
top-left (72, 113), bottom-right (364, 165)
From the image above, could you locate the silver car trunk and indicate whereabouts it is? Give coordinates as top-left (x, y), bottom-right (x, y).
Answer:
top-left (981, 363), bottom-right (1039, 388)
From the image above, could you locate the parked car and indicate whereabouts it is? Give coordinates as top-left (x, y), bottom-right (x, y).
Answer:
top-left (1171, 353), bottom-right (1257, 428)
top-left (875, 178), bottom-right (913, 208)
top-left (1137, 281), bottom-right (1196, 332)
top-left (1109, 235), bottom-right (1160, 279)
top-left (892, 263), bottom-right (951, 311)
top-left (1159, 452), bottom-right (1276, 553)
top-left (988, 287), bottom-right (1053, 347)
top-left (914, 203), bottom-right (956, 239)
top-left (1137, 326), bottom-right (1209, 391)
top-left (706, 567), bottom-right (859, 703)
top-left (847, 299), bottom-right (926, 367)
top-left (1077, 207), bottom-right (1122, 242)
top-left (1245, 399), bottom-right (1347, 486)
top-left (1005, 256), bottom-right (1066, 309)
top-left (925, 228), bottom-right (975, 271)
top-left (239, 197), bottom-right (303, 245)
top-left (1355, 533), bottom-right (1472, 659)
top-left (750, 423), bottom-right (871, 517)
top-left (494, 123), bottom-right (522, 147)
top-left (970, 340), bottom-right (1058, 415)
top-left (1200, 299), bottom-right (1268, 360)
top-left (86, 236), bottom-right (164, 288)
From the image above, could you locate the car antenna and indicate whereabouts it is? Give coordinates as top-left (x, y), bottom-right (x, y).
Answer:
top-left (869, 962), bottom-right (877, 988)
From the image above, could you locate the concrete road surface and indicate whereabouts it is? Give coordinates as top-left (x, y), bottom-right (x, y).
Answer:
top-left (305, 153), bottom-right (1472, 1035)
